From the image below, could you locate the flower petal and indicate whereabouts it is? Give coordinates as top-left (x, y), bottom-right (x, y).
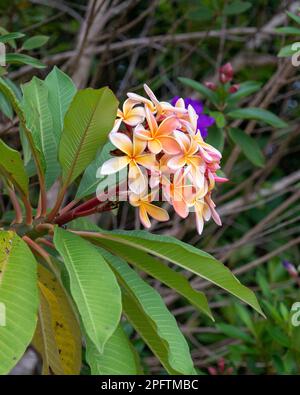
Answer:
top-left (173, 200), bottom-right (189, 219)
top-left (139, 205), bottom-right (151, 228)
top-left (110, 132), bottom-right (133, 156)
top-left (136, 153), bottom-right (157, 169)
top-left (101, 156), bottom-right (130, 175)
top-left (157, 116), bottom-right (181, 136)
top-left (160, 136), bottom-right (181, 154)
top-left (168, 155), bottom-right (186, 169)
top-left (133, 134), bottom-right (147, 156)
top-left (148, 138), bottom-right (162, 154)
top-left (144, 202), bottom-right (169, 222)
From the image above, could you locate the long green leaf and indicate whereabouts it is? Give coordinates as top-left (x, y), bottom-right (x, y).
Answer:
top-left (59, 87), bottom-right (118, 187)
top-left (0, 138), bottom-right (29, 195)
top-left (103, 250), bottom-right (196, 375)
top-left (98, 239), bottom-right (213, 320)
top-left (44, 66), bottom-right (76, 141)
top-left (227, 107), bottom-right (288, 128)
top-left (53, 227), bottom-right (122, 353)
top-left (0, 230), bottom-right (38, 374)
top-left (5, 53), bottom-right (45, 68)
top-left (229, 127), bottom-right (265, 167)
top-left (83, 229), bottom-right (264, 316)
top-left (0, 77), bottom-right (44, 179)
top-left (86, 325), bottom-right (140, 375)
top-left (22, 77), bottom-right (60, 189)
top-left (0, 32), bottom-right (25, 44)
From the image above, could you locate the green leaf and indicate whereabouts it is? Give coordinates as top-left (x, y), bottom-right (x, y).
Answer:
top-left (0, 91), bottom-right (13, 119)
top-left (103, 251), bottom-right (196, 375)
top-left (53, 227), bottom-right (122, 353)
top-left (286, 11), bottom-right (300, 25)
top-left (227, 107), bottom-right (288, 128)
top-left (59, 87), bottom-right (118, 187)
top-left (22, 77), bottom-right (60, 189)
top-left (99, 240), bottom-right (213, 320)
top-left (267, 327), bottom-right (290, 348)
top-left (178, 77), bottom-right (219, 106)
top-left (228, 128), bottom-right (265, 167)
top-left (22, 35), bottom-right (49, 50)
top-left (223, 1), bottom-right (252, 15)
top-left (276, 26), bottom-right (300, 35)
top-left (210, 111), bottom-right (226, 128)
top-left (217, 323), bottom-right (254, 343)
top-left (44, 66), bottom-right (76, 141)
top-left (0, 138), bottom-right (29, 195)
top-left (76, 141), bottom-right (127, 199)
top-left (86, 325), bottom-right (140, 375)
top-left (227, 81), bottom-right (262, 104)
top-left (0, 77), bottom-right (44, 178)
top-left (0, 32), bottom-right (25, 44)
top-left (5, 53), bottom-right (45, 68)
top-left (278, 43), bottom-right (300, 57)
top-left (206, 125), bottom-right (224, 152)
top-left (83, 229), bottom-right (265, 317)
top-left (186, 5), bottom-right (214, 21)
top-left (0, 230), bottom-right (38, 374)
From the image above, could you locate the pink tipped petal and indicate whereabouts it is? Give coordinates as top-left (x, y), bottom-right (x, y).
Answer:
top-left (160, 136), bottom-right (181, 155)
top-left (145, 106), bottom-right (158, 135)
top-left (157, 116), bottom-right (181, 136)
top-left (173, 200), bottom-right (189, 218)
top-left (144, 84), bottom-right (159, 106)
top-left (168, 155), bottom-right (186, 169)
top-left (148, 138), bottom-right (162, 154)
top-left (101, 156), bottom-right (130, 175)
top-left (110, 133), bottom-right (133, 156)
top-left (188, 104), bottom-right (198, 131)
top-left (174, 130), bottom-right (191, 153)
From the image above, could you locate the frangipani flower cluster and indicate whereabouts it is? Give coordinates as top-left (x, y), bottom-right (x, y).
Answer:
top-left (101, 84), bottom-right (227, 234)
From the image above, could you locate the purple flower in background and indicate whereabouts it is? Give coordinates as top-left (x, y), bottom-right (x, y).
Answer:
top-left (171, 96), bottom-right (215, 139)
top-left (282, 260), bottom-right (298, 277)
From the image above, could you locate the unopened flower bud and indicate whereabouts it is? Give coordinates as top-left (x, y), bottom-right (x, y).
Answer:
top-left (205, 81), bottom-right (217, 91)
top-left (219, 62), bottom-right (234, 83)
top-left (229, 84), bottom-right (240, 93)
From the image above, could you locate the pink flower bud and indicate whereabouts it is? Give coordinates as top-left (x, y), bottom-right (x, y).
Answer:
top-left (219, 62), bottom-right (234, 83)
top-left (205, 81), bottom-right (217, 91)
top-left (229, 84), bottom-right (240, 93)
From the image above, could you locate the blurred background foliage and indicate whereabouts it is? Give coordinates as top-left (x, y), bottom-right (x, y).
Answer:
top-left (1, 0), bottom-right (300, 375)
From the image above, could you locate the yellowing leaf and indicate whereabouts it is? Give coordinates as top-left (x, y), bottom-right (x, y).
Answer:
top-left (32, 264), bottom-right (82, 375)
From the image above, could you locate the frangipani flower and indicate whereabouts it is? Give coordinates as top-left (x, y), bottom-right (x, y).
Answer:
top-left (162, 167), bottom-right (195, 218)
top-left (100, 83), bottom-right (226, 233)
top-left (117, 98), bottom-right (145, 126)
top-left (129, 192), bottom-right (169, 228)
top-left (171, 97), bottom-right (214, 139)
top-left (128, 84), bottom-right (187, 119)
top-left (135, 107), bottom-right (181, 154)
top-left (101, 133), bottom-right (157, 194)
top-left (168, 131), bottom-right (205, 187)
